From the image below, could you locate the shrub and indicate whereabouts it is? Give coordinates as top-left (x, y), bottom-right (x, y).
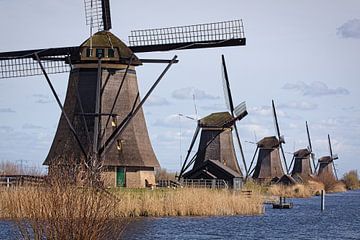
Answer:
top-left (342, 170), bottom-right (360, 190)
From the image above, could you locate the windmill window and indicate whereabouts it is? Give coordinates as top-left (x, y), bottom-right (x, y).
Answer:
top-left (108, 48), bottom-right (115, 58)
top-left (86, 48), bottom-right (93, 57)
top-left (96, 49), bottom-right (105, 58)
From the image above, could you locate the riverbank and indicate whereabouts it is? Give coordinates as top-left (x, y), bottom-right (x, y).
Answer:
top-left (0, 186), bottom-right (264, 220)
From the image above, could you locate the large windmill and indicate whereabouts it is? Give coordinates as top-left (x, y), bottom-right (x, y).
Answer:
top-left (177, 55), bottom-right (248, 186)
top-left (0, 0), bottom-right (246, 188)
top-left (317, 134), bottom-right (339, 181)
top-left (289, 121), bottom-right (315, 182)
top-left (247, 100), bottom-right (288, 182)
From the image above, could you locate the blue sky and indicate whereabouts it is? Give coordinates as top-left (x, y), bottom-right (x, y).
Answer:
top-left (0, 0), bottom-right (359, 176)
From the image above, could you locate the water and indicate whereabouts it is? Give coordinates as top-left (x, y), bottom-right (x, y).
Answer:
top-left (1, 190), bottom-right (359, 239)
top-left (122, 190), bottom-right (360, 240)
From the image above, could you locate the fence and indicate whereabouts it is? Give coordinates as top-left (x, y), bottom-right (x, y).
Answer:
top-left (0, 175), bottom-right (45, 187)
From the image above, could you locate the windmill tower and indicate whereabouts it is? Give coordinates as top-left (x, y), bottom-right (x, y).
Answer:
top-left (317, 134), bottom-right (339, 181)
top-left (178, 56), bottom-right (248, 186)
top-left (248, 100), bottom-right (288, 182)
top-left (0, 1), bottom-right (246, 187)
top-left (289, 121), bottom-right (315, 182)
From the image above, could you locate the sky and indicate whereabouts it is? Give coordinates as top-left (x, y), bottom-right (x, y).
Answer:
top-left (0, 0), bottom-right (359, 176)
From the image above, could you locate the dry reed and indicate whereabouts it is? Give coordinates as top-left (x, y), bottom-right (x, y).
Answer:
top-left (112, 188), bottom-right (263, 217)
top-left (267, 181), bottom-right (325, 198)
top-left (0, 185), bottom-right (127, 240)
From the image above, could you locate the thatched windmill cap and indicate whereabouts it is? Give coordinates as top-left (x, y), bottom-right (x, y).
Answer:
top-left (257, 136), bottom-right (280, 149)
top-left (199, 112), bottom-right (233, 128)
top-left (318, 156), bottom-right (332, 163)
top-left (80, 31), bottom-right (142, 65)
top-left (294, 148), bottom-right (311, 158)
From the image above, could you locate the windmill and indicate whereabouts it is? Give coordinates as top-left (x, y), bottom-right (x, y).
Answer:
top-left (177, 56), bottom-right (248, 185)
top-left (0, 1), bottom-right (246, 188)
top-left (247, 100), bottom-right (288, 182)
top-left (289, 121), bottom-right (315, 182)
top-left (178, 106), bottom-right (248, 186)
top-left (317, 134), bottom-right (339, 181)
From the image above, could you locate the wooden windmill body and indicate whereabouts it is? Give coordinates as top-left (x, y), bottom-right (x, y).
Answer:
top-left (290, 122), bottom-right (315, 182)
top-left (182, 112), bottom-right (244, 182)
top-left (249, 100), bottom-right (289, 182)
top-left (178, 56), bottom-right (248, 187)
top-left (0, 1), bottom-right (246, 187)
top-left (252, 136), bottom-right (285, 181)
top-left (317, 135), bottom-right (339, 181)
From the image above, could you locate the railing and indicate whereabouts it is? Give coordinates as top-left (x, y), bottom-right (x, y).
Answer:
top-left (181, 179), bottom-right (229, 189)
top-left (0, 175), bottom-right (45, 187)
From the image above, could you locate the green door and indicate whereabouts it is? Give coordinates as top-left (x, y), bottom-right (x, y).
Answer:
top-left (116, 167), bottom-right (125, 187)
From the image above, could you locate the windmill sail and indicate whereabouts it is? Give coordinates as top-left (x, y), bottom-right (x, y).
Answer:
top-left (84, 0), bottom-right (112, 31)
top-left (129, 20), bottom-right (246, 53)
top-left (0, 47), bottom-right (79, 78)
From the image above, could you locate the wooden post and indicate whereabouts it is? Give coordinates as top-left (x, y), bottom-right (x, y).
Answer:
top-left (7, 177), bottom-right (10, 188)
top-left (321, 190), bottom-right (325, 211)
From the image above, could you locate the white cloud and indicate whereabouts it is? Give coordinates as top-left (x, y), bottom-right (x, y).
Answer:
top-left (282, 81), bottom-right (349, 97)
top-left (337, 19), bottom-right (360, 39)
top-left (172, 87), bottom-right (219, 100)
top-left (0, 107), bottom-right (15, 113)
top-left (145, 95), bottom-right (170, 107)
top-left (279, 101), bottom-right (318, 111)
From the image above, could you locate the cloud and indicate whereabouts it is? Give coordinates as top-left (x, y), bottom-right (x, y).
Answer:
top-left (32, 94), bottom-right (52, 104)
top-left (145, 95), bottom-right (170, 107)
top-left (0, 126), bottom-right (14, 133)
top-left (249, 106), bottom-right (288, 118)
top-left (0, 107), bottom-right (15, 113)
top-left (199, 103), bottom-right (226, 112)
top-left (278, 101), bottom-right (318, 111)
top-left (153, 114), bottom-right (197, 128)
top-left (22, 123), bottom-right (45, 130)
top-left (282, 81), bottom-right (349, 97)
top-left (337, 19), bottom-right (360, 39)
top-left (172, 87), bottom-right (219, 100)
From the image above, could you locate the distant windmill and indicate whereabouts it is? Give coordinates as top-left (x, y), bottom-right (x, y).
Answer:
top-left (289, 121), bottom-right (315, 182)
top-left (247, 100), bottom-right (288, 182)
top-left (0, 0), bottom-right (246, 187)
top-left (317, 134), bottom-right (339, 180)
top-left (177, 55), bottom-right (248, 184)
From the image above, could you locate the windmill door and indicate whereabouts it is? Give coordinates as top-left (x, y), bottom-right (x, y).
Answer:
top-left (116, 167), bottom-right (125, 187)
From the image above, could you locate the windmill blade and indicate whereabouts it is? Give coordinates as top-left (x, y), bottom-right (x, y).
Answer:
top-left (328, 134), bottom-right (334, 157)
top-left (84, 0), bottom-right (112, 31)
top-left (0, 47), bottom-right (79, 78)
top-left (221, 54), bottom-right (234, 112)
top-left (272, 100), bottom-right (289, 173)
top-left (101, 0), bottom-right (112, 30)
top-left (311, 153), bottom-right (316, 173)
top-left (306, 121), bottom-right (313, 152)
top-left (234, 102), bottom-right (248, 119)
top-left (332, 161), bottom-right (339, 181)
top-left (272, 100), bottom-right (282, 141)
top-left (129, 20), bottom-right (246, 53)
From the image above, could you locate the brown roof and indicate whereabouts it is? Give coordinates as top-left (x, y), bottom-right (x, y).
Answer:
top-left (80, 31), bottom-right (142, 65)
top-left (199, 112), bottom-right (233, 128)
top-left (294, 148), bottom-right (311, 158)
top-left (257, 136), bottom-right (280, 149)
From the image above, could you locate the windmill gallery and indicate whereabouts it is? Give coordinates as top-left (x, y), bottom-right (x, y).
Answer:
top-left (0, 0), bottom-right (341, 189)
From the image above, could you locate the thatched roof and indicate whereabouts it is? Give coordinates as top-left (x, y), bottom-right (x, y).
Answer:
top-left (199, 112), bottom-right (233, 128)
top-left (294, 148), bottom-right (311, 158)
top-left (257, 136), bottom-right (280, 148)
top-left (318, 156), bottom-right (332, 163)
top-left (80, 31), bottom-right (142, 65)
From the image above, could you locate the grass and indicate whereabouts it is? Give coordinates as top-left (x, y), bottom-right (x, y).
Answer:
top-left (267, 181), bottom-right (325, 198)
top-left (0, 185), bottom-right (127, 240)
top-left (0, 185), bottom-right (264, 239)
top-left (112, 188), bottom-right (264, 217)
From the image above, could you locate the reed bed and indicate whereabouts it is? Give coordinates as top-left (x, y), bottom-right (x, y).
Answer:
top-left (0, 186), bottom-right (127, 240)
top-left (113, 188), bottom-right (264, 217)
top-left (267, 181), bottom-right (325, 198)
